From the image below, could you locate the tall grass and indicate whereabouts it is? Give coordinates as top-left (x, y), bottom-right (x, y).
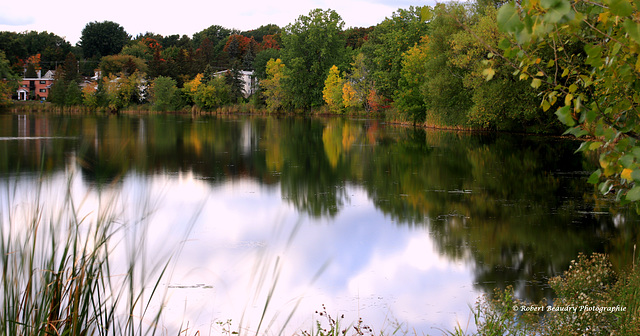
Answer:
top-left (0, 172), bottom-right (170, 336)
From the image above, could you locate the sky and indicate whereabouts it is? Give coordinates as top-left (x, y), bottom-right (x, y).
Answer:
top-left (0, 0), bottom-right (434, 45)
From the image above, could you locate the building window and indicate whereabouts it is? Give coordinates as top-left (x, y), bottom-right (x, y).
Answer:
top-left (40, 80), bottom-right (46, 84)
top-left (39, 89), bottom-right (47, 93)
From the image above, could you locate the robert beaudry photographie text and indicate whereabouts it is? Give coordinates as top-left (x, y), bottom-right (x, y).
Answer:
top-left (514, 305), bottom-right (627, 313)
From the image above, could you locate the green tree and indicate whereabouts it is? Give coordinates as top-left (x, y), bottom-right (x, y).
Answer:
top-left (253, 48), bottom-right (281, 80)
top-left (48, 68), bottom-right (67, 106)
top-left (0, 32), bottom-right (27, 71)
top-left (101, 71), bottom-right (145, 111)
top-left (99, 55), bottom-right (147, 76)
top-left (281, 8), bottom-right (347, 109)
top-left (0, 51), bottom-right (19, 107)
top-left (394, 36), bottom-right (429, 124)
top-left (225, 63), bottom-right (245, 103)
top-left (360, 7), bottom-right (429, 101)
top-left (447, 5), bottom-right (549, 132)
top-left (80, 21), bottom-right (130, 58)
top-left (193, 76), bottom-right (231, 110)
top-left (495, 0), bottom-right (640, 204)
top-left (192, 25), bottom-right (234, 51)
top-left (121, 41), bottom-right (153, 62)
top-left (421, 3), bottom-right (472, 127)
top-left (150, 76), bottom-right (179, 111)
top-left (25, 63), bottom-right (37, 78)
top-left (65, 80), bottom-right (83, 106)
top-left (62, 52), bottom-right (80, 83)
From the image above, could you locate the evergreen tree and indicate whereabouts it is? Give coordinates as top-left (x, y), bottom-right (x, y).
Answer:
top-left (225, 61), bottom-right (245, 102)
top-left (25, 63), bottom-right (37, 78)
top-left (48, 68), bottom-right (67, 106)
top-left (62, 52), bottom-right (79, 83)
top-left (64, 80), bottom-right (83, 106)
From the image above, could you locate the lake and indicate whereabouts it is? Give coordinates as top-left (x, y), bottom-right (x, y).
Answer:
top-left (1, 113), bottom-right (638, 335)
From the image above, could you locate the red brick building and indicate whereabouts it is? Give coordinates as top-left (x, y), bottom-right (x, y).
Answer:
top-left (16, 70), bottom-right (55, 101)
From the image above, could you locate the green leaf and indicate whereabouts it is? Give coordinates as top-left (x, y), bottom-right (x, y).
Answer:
top-left (555, 105), bottom-right (576, 126)
top-left (599, 180), bottom-right (613, 194)
top-left (620, 154), bottom-right (635, 167)
top-left (586, 108), bottom-right (596, 122)
top-left (543, 0), bottom-right (573, 23)
top-left (576, 141), bottom-right (591, 152)
top-left (565, 127), bottom-right (589, 137)
top-left (626, 185), bottom-right (640, 201)
top-left (623, 20), bottom-right (640, 44)
top-left (609, 0), bottom-right (633, 17)
top-left (420, 6), bottom-right (433, 22)
top-left (497, 2), bottom-right (524, 33)
top-left (631, 169), bottom-right (640, 182)
top-left (589, 141), bottom-right (603, 150)
top-left (499, 38), bottom-right (511, 49)
top-left (587, 169), bottom-right (602, 184)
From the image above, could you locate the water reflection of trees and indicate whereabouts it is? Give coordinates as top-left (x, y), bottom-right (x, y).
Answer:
top-left (2, 113), bottom-right (639, 303)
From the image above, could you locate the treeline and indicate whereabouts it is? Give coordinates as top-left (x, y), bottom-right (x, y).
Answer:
top-left (1, 1), bottom-right (565, 132)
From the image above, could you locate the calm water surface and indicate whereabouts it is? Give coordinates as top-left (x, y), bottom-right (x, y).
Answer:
top-left (1, 113), bottom-right (638, 335)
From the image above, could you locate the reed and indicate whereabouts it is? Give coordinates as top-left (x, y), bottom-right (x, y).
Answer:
top-left (0, 172), bottom-right (169, 336)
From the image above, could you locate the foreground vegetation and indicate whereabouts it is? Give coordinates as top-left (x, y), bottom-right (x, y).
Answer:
top-left (0, 173), bottom-right (169, 335)
top-left (460, 253), bottom-right (640, 335)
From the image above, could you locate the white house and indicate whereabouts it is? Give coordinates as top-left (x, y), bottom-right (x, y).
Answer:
top-left (214, 70), bottom-right (256, 98)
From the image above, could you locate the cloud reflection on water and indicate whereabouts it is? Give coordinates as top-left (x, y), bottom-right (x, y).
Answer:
top-left (123, 169), bottom-right (479, 335)
top-left (0, 161), bottom-right (479, 335)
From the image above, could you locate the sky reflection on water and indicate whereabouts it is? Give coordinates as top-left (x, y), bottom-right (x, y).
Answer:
top-left (1, 165), bottom-right (479, 335)
top-left (130, 170), bottom-right (479, 335)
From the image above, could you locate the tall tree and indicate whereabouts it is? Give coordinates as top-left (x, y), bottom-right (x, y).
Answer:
top-left (79, 21), bottom-right (130, 58)
top-left (281, 8), bottom-right (347, 109)
top-left (323, 65), bottom-right (345, 113)
top-left (420, 3), bottom-right (472, 127)
top-left (150, 76), bottom-right (179, 111)
top-left (192, 25), bottom-right (235, 50)
top-left (62, 52), bottom-right (79, 82)
top-left (261, 58), bottom-right (288, 112)
top-left (241, 24), bottom-right (281, 43)
top-left (22, 31), bottom-right (72, 71)
top-left (360, 7), bottom-right (429, 101)
top-left (0, 51), bottom-right (19, 107)
top-left (253, 49), bottom-right (281, 80)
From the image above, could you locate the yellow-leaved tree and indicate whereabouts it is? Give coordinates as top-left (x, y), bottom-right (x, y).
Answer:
top-left (261, 58), bottom-right (288, 112)
top-left (323, 65), bottom-right (345, 113)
